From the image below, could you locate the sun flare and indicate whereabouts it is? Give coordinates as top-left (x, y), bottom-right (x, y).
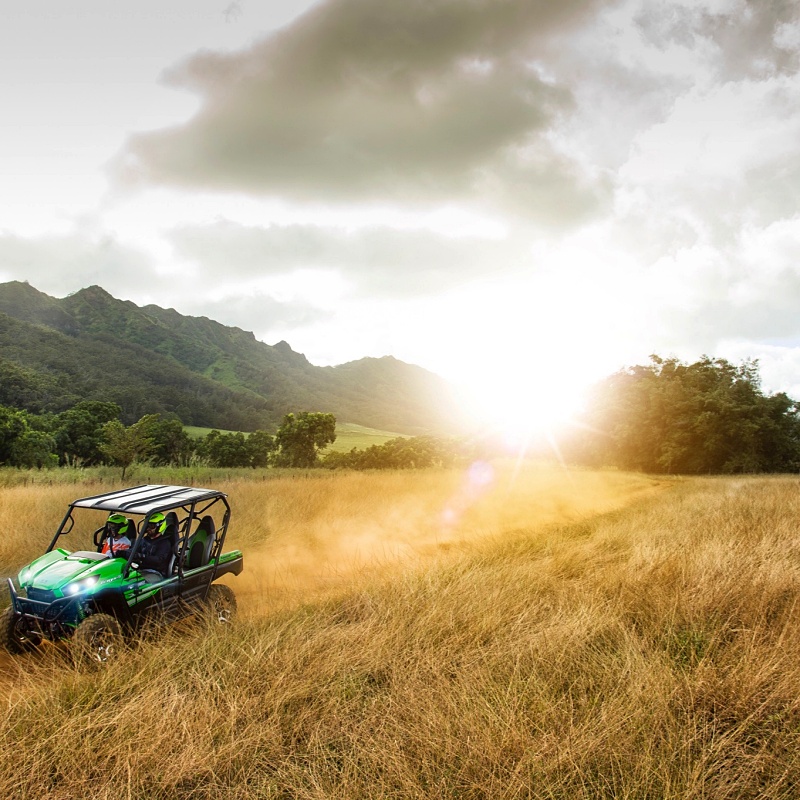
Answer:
top-left (459, 366), bottom-right (588, 448)
top-left (439, 269), bottom-right (630, 447)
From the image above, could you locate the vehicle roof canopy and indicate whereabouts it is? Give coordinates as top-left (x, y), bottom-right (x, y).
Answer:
top-left (71, 485), bottom-right (226, 516)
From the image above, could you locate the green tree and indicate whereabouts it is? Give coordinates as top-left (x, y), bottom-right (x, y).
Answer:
top-left (54, 401), bottom-right (121, 465)
top-left (195, 429), bottom-right (222, 466)
top-left (246, 430), bottom-right (276, 467)
top-left (142, 414), bottom-right (194, 466)
top-left (196, 428), bottom-right (276, 467)
top-left (0, 405), bottom-right (27, 464)
top-left (195, 430), bottom-right (246, 467)
top-left (323, 435), bottom-right (465, 470)
top-left (570, 355), bottom-right (800, 474)
top-left (11, 430), bottom-right (58, 469)
top-left (274, 412), bottom-right (336, 468)
top-left (100, 414), bottom-right (158, 479)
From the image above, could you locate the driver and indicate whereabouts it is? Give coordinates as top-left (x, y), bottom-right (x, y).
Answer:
top-left (136, 512), bottom-right (173, 576)
top-left (100, 513), bottom-right (132, 558)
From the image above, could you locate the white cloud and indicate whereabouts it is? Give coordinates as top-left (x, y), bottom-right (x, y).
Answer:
top-left (0, 232), bottom-right (154, 299)
top-left (166, 219), bottom-right (530, 297)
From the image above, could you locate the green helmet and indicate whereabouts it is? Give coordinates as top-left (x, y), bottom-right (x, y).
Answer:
top-left (146, 512), bottom-right (167, 536)
top-left (107, 513), bottom-right (129, 537)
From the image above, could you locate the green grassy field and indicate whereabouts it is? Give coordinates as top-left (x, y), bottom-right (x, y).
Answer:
top-left (184, 421), bottom-right (406, 452)
top-left (183, 424), bottom-right (242, 439)
top-left (322, 422), bottom-right (407, 452)
top-left (3, 468), bottom-right (800, 798)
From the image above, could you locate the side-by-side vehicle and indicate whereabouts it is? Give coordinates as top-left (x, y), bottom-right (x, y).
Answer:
top-left (3, 484), bottom-right (243, 663)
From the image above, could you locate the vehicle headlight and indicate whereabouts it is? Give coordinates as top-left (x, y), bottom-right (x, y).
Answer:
top-left (19, 569), bottom-right (31, 584)
top-left (65, 576), bottom-right (98, 595)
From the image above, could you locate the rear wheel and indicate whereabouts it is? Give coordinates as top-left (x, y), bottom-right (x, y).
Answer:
top-left (2, 607), bottom-right (41, 653)
top-left (73, 613), bottom-right (123, 667)
top-left (206, 584), bottom-right (237, 624)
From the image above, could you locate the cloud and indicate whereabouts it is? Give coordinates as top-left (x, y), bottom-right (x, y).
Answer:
top-left (0, 232), bottom-right (154, 299)
top-left (0, 230), bottom-right (331, 341)
top-left (625, 0), bottom-right (799, 81)
top-left (114, 0), bottom-right (800, 234)
top-left (7, 0), bottom-right (800, 398)
top-left (115, 0), bottom-right (609, 223)
top-left (167, 219), bottom-right (529, 296)
top-left (189, 291), bottom-right (332, 337)
top-left (699, 0), bottom-right (800, 80)
top-left (635, 215), bottom-right (800, 357)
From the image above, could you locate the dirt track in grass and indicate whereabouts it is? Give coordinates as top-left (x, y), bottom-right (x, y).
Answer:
top-left (219, 463), bottom-right (669, 615)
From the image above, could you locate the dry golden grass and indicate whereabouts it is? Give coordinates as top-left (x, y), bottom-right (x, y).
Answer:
top-left (2, 466), bottom-right (800, 798)
top-left (224, 463), bottom-right (664, 611)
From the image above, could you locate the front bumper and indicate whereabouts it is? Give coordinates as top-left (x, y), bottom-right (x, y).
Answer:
top-left (7, 578), bottom-right (81, 639)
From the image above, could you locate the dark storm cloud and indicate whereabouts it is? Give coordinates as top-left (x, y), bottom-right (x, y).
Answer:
top-left (116, 0), bottom-right (608, 221)
top-left (167, 220), bottom-right (528, 296)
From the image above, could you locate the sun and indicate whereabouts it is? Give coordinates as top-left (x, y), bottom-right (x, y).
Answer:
top-left (457, 361), bottom-right (589, 448)
top-left (433, 269), bottom-right (632, 448)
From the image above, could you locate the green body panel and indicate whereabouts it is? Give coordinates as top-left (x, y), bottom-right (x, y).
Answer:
top-left (21, 551), bottom-right (125, 598)
top-left (18, 548), bottom-right (69, 586)
top-left (215, 550), bottom-right (243, 566)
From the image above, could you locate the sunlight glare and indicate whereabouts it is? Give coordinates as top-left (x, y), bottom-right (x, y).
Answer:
top-left (461, 363), bottom-right (588, 447)
top-left (440, 261), bottom-right (636, 449)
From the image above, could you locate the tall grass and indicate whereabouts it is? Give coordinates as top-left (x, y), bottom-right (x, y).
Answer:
top-left (3, 469), bottom-right (800, 798)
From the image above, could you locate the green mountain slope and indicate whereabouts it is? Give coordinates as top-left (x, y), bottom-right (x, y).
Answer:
top-left (0, 282), bottom-right (464, 434)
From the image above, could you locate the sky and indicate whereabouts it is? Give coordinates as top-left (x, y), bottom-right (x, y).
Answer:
top-left (2, 0), bottom-right (800, 432)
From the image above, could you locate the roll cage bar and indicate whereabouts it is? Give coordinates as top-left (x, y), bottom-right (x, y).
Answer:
top-left (47, 484), bottom-right (232, 581)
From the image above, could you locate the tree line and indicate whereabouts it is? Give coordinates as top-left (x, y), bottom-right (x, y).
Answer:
top-left (0, 403), bottom-right (340, 475)
top-left (4, 354), bottom-right (798, 476)
top-left (567, 355), bottom-right (800, 474)
top-left (0, 398), bottom-right (478, 475)
top-left (321, 435), bottom-right (470, 470)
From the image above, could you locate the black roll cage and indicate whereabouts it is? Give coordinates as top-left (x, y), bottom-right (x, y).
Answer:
top-left (47, 484), bottom-right (232, 583)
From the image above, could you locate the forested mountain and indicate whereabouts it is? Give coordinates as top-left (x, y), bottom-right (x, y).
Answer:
top-left (0, 282), bottom-right (464, 434)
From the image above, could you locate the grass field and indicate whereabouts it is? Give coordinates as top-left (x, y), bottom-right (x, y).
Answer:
top-left (184, 425), bottom-right (243, 439)
top-left (184, 422), bottom-right (405, 452)
top-left (3, 466), bottom-right (800, 798)
top-left (322, 422), bottom-right (407, 453)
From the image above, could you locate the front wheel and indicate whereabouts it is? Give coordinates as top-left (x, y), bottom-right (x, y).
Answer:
top-left (73, 613), bottom-right (123, 667)
top-left (206, 584), bottom-right (237, 624)
top-left (2, 607), bottom-right (41, 653)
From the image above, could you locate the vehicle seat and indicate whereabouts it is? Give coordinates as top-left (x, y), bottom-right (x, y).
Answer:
top-left (185, 516), bottom-right (215, 569)
top-left (164, 512), bottom-right (180, 575)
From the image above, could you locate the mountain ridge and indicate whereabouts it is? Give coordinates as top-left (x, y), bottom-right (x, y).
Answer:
top-left (0, 281), bottom-right (465, 434)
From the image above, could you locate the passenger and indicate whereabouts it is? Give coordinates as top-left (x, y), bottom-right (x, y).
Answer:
top-left (101, 513), bottom-right (132, 558)
top-left (137, 512), bottom-right (173, 576)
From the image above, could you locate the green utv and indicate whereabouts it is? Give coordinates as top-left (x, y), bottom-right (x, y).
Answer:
top-left (3, 484), bottom-right (243, 663)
